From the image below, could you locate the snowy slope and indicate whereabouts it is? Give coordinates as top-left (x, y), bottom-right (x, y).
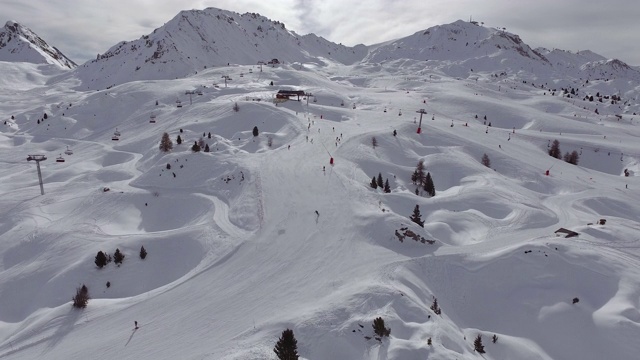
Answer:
top-left (0, 21), bottom-right (76, 69)
top-left (2, 13), bottom-right (640, 360)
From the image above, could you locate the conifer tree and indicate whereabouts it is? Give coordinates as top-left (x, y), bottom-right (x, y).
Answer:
top-left (481, 153), bottom-right (491, 167)
top-left (413, 160), bottom-right (426, 186)
top-left (370, 176), bottom-right (378, 189)
top-left (372, 317), bottom-right (391, 337)
top-left (253, 126), bottom-right (259, 137)
top-left (191, 141), bottom-right (201, 152)
top-left (410, 205), bottom-right (424, 227)
top-left (114, 248), bottom-right (125, 265)
top-left (384, 179), bottom-right (391, 193)
top-left (72, 284), bottom-right (90, 308)
top-left (424, 172), bottom-right (435, 197)
top-left (207, 132), bottom-right (212, 139)
top-left (549, 139), bottom-right (561, 159)
top-left (430, 297), bottom-right (441, 315)
top-left (159, 132), bottom-right (173, 152)
top-left (204, 144), bottom-right (210, 152)
top-left (474, 335), bottom-right (485, 353)
top-left (95, 251), bottom-right (107, 268)
top-left (176, 135), bottom-right (182, 145)
top-left (372, 136), bottom-right (378, 148)
top-left (377, 173), bottom-right (384, 188)
top-left (274, 329), bottom-right (299, 360)
top-left (139, 246), bottom-right (147, 260)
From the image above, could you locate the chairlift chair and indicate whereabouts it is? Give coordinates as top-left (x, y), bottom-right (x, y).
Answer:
top-left (112, 135), bottom-right (120, 141)
top-left (56, 154), bottom-right (65, 163)
top-left (64, 146), bottom-right (73, 155)
top-left (149, 114), bottom-right (156, 123)
top-left (114, 128), bottom-right (121, 137)
top-left (176, 99), bottom-right (182, 108)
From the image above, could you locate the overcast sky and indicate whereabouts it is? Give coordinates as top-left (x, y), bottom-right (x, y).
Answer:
top-left (1, 0), bottom-right (638, 65)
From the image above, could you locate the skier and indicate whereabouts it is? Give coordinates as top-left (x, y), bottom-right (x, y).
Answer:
top-left (393, 129), bottom-right (397, 136)
top-left (135, 321), bottom-right (139, 330)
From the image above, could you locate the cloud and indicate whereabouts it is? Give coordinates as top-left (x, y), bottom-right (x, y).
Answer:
top-left (1, 0), bottom-right (638, 65)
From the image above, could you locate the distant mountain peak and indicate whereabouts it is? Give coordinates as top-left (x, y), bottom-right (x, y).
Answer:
top-left (74, 7), bottom-right (367, 90)
top-left (0, 21), bottom-right (76, 69)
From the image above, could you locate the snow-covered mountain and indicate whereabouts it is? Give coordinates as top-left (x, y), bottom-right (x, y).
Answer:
top-left (3, 9), bottom-right (640, 360)
top-left (0, 21), bottom-right (76, 69)
top-left (72, 8), bottom-right (367, 90)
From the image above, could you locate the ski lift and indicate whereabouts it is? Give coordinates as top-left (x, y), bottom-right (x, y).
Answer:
top-left (56, 154), bottom-right (65, 163)
top-left (176, 99), bottom-right (182, 108)
top-left (398, 110), bottom-right (402, 116)
top-left (352, 103), bottom-right (356, 109)
top-left (114, 128), bottom-right (121, 136)
top-left (249, 68), bottom-right (253, 73)
top-left (64, 146), bottom-right (73, 155)
top-left (196, 90), bottom-right (203, 95)
top-left (149, 114), bottom-right (156, 123)
top-left (384, 108), bottom-right (387, 113)
top-left (112, 135), bottom-right (120, 141)
top-left (340, 101), bottom-right (344, 106)
top-left (240, 73), bottom-right (244, 77)
top-left (313, 97), bottom-right (317, 103)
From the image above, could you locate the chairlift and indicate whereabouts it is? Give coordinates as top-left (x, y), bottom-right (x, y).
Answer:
top-left (176, 99), bottom-right (182, 108)
top-left (249, 68), bottom-right (253, 73)
top-left (196, 90), bottom-right (203, 95)
top-left (56, 154), bottom-right (65, 163)
top-left (384, 108), bottom-right (387, 112)
top-left (112, 135), bottom-right (120, 141)
top-left (398, 110), bottom-right (402, 116)
top-left (352, 104), bottom-right (356, 109)
top-left (149, 114), bottom-right (156, 123)
top-left (240, 73), bottom-right (244, 77)
top-left (114, 128), bottom-right (121, 136)
top-left (64, 146), bottom-right (73, 155)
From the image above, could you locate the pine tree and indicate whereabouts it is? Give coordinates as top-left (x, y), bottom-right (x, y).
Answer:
top-left (208, 132), bottom-right (212, 139)
top-left (191, 141), bottom-right (201, 152)
top-left (372, 136), bottom-right (378, 148)
top-left (410, 205), bottom-right (424, 227)
top-left (384, 179), bottom-right (391, 193)
top-left (481, 153), bottom-right (491, 167)
top-left (176, 135), bottom-right (182, 145)
top-left (159, 132), bottom-right (173, 152)
top-left (139, 246), bottom-right (147, 260)
top-left (414, 160), bottom-right (426, 186)
top-left (424, 172), bottom-right (435, 197)
top-left (377, 173), bottom-right (384, 188)
top-left (370, 176), bottom-right (378, 189)
top-left (204, 144), bottom-right (210, 152)
top-left (568, 150), bottom-right (579, 165)
top-left (253, 126), bottom-right (259, 137)
top-left (72, 284), bottom-right (90, 308)
top-left (372, 317), bottom-right (391, 337)
top-left (233, 102), bottom-right (240, 112)
top-left (95, 251), bottom-right (107, 268)
top-left (274, 329), bottom-right (299, 360)
top-left (430, 297), bottom-right (441, 315)
top-left (549, 139), bottom-right (561, 159)
top-left (474, 335), bottom-right (485, 353)
top-left (113, 248), bottom-right (125, 265)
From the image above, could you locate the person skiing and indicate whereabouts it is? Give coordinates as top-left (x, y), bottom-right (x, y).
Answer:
top-left (134, 321), bottom-right (139, 329)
